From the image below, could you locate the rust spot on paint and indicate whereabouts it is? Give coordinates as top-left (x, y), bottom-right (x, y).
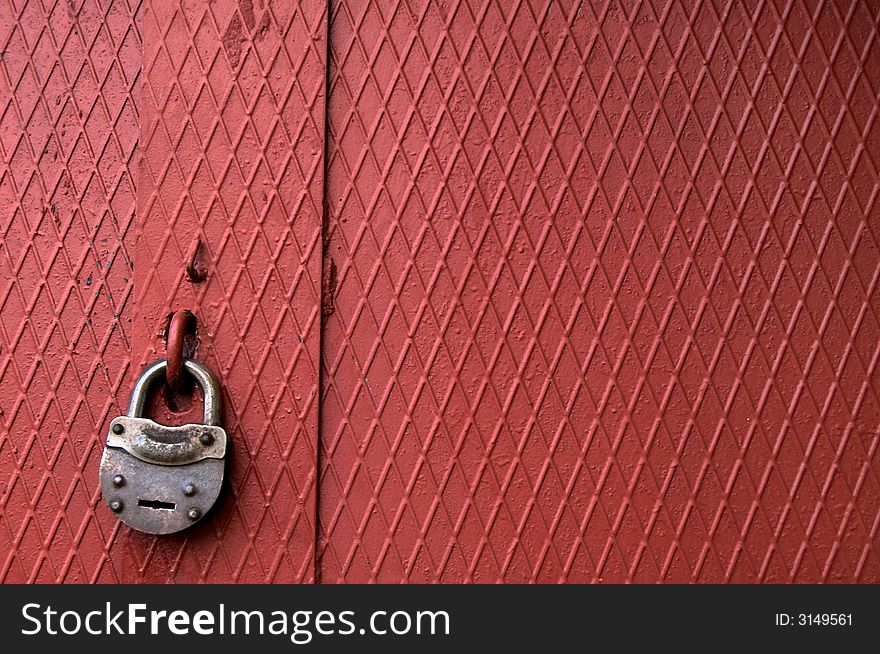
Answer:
top-left (256, 11), bottom-right (271, 41)
top-left (322, 257), bottom-right (336, 316)
top-left (239, 0), bottom-right (256, 31)
top-left (222, 1), bottom-right (273, 67)
top-left (186, 239), bottom-right (208, 283)
top-left (222, 13), bottom-right (244, 68)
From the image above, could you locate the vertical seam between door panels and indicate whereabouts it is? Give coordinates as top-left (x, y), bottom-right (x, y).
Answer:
top-left (315, 0), bottom-right (334, 585)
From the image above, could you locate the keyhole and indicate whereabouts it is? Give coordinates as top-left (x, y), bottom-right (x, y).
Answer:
top-left (138, 499), bottom-right (176, 511)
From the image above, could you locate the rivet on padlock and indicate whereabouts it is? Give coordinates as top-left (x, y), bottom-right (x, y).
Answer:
top-left (99, 359), bottom-right (227, 534)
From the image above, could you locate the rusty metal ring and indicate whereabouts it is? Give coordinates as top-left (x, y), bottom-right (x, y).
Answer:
top-left (166, 310), bottom-right (196, 393)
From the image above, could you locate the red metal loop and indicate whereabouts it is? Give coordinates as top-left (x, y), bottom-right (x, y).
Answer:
top-left (166, 310), bottom-right (196, 393)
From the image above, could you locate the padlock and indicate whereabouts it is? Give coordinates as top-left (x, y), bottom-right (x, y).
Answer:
top-left (99, 359), bottom-right (227, 534)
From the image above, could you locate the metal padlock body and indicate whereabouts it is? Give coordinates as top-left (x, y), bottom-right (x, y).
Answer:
top-left (100, 359), bottom-right (227, 534)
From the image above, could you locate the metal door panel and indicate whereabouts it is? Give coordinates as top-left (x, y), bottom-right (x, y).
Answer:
top-left (0, 0), bottom-right (141, 582)
top-left (0, 0), bottom-right (328, 583)
top-left (130, 0), bottom-right (327, 582)
top-left (2, 0), bottom-right (879, 584)
top-left (319, 0), bottom-right (880, 582)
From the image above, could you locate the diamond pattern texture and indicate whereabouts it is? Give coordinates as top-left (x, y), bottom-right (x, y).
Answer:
top-left (0, 0), bottom-right (141, 582)
top-left (319, 0), bottom-right (880, 582)
top-left (131, 0), bottom-right (326, 582)
top-left (0, 0), bottom-right (328, 583)
top-left (2, 0), bottom-right (879, 585)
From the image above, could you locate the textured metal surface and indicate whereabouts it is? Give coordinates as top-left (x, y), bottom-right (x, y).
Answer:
top-left (0, 0), bottom-right (327, 582)
top-left (2, 0), bottom-right (880, 585)
top-left (131, 0), bottom-right (327, 581)
top-left (0, 0), bottom-right (141, 582)
top-left (319, 0), bottom-right (880, 582)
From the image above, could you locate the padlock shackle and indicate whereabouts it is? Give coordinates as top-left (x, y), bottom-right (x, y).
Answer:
top-left (128, 359), bottom-right (222, 426)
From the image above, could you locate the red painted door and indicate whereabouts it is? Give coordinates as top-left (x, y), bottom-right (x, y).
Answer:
top-left (318, 0), bottom-right (880, 582)
top-left (1, 0), bottom-right (879, 583)
top-left (0, 0), bottom-right (327, 583)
